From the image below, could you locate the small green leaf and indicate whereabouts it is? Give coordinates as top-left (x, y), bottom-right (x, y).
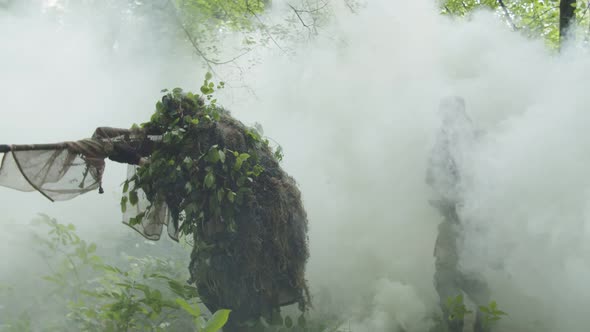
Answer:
top-left (205, 172), bottom-right (215, 188)
top-left (234, 158), bottom-right (243, 171)
top-left (479, 306), bottom-right (490, 313)
top-left (122, 180), bottom-right (129, 193)
top-left (207, 149), bottom-right (220, 163)
top-left (205, 72), bottom-right (213, 80)
top-left (218, 150), bottom-right (225, 163)
top-left (203, 309), bottom-right (231, 332)
top-left (129, 191), bottom-right (139, 206)
top-left (120, 196), bottom-right (128, 213)
top-left (175, 298), bottom-right (201, 317)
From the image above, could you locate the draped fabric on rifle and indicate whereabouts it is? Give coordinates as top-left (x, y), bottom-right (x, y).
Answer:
top-left (0, 127), bottom-right (178, 241)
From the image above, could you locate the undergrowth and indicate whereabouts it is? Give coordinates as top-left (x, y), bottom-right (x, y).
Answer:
top-left (0, 215), bottom-right (334, 332)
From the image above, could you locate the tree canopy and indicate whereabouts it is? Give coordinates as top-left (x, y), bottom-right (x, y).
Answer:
top-left (440, 0), bottom-right (589, 49)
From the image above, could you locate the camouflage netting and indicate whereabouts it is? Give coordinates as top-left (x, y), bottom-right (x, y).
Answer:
top-left (186, 114), bottom-right (310, 322)
top-left (123, 89), bottom-right (311, 326)
top-left (0, 128), bottom-right (137, 202)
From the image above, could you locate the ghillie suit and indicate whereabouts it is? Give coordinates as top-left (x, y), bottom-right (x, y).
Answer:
top-left (0, 87), bottom-right (311, 330)
top-left (426, 96), bottom-right (490, 332)
top-left (129, 91), bottom-right (311, 330)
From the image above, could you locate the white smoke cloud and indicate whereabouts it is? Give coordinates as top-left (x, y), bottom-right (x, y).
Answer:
top-left (2, 0), bottom-right (590, 331)
top-left (231, 2), bottom-right (590, 331)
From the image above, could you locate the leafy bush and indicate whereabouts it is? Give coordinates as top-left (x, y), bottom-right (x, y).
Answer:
top-left (445, 294), bottom-right (507, 330)
top-left (0, 215), bottom-right (229, 332)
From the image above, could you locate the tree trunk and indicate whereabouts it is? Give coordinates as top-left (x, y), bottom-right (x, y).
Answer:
top-left (559, 0), bottom-right (577, 46)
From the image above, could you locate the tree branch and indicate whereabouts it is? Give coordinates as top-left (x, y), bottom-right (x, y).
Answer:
top-left (559, 0), bottom-right (577, 46)
top-left (245, 0), bottom-right (288, 54)
top-left (287, 1), bottom-right (328, 36)
top-left (497, 0), bottom-right (518, 30)
top-left (166, 0), bottom-right (253, 73)
top-left (289, 4), bottom-right (311, 29)
top-left (343, 0), bottom-right (357, 14)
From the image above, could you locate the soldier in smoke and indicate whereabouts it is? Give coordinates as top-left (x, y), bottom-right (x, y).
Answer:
top-left (426, 96), bottom-right (491, 332)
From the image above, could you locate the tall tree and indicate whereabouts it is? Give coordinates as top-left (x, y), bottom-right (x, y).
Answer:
top-left (440, 0), bottom-right (589, 50)
top-left (559, 0), bottom-right (577, 45)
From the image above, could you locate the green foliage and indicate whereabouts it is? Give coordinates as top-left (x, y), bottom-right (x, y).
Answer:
top-left (478, 300), bottom-right (508, 328)
top-left (439, 0), bottom-right (590, 49)
top-left (174, 298), bottom-right (232, 332)
top-left (440, 0), bottom-right (499, 16)
top-left (201, 309), bottom-right (232, 332)
top-left (176, 0), bottom-right (269, 32)
top-left (445, 294), bottom-right (508, 329)
top-left (121, 74), bottom-right (312, 326)
top-left (0, 312), bottom-right (32, 332)
top-left (173, 0), bottom-right (347, 67)
top-left (0, 215), bottom-right (229, 332)
top-left (445, 294), bottom-right (472, 321)
top-left (124, 72), bottom-right (279, 240)
top-left (0, 215), bottom-right (342, 332)
top-left (32, 215), bottom-right (104, 297)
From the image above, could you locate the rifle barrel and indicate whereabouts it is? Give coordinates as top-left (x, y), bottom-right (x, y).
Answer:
top-left (0, 143), bottom-right (70, 152)
top-left (0, 135), bottom-right (161, 155)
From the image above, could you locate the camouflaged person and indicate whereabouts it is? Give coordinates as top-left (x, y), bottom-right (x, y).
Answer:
top-left (426, 96), bottom-right (491, 332)
top-left (0, 94), bottom-right (310, 332)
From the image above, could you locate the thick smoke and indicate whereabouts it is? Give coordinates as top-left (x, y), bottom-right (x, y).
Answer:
top-left (232, 2), bottom-right (590, 331)
top-left (2, 0), bottom-right (590, 331)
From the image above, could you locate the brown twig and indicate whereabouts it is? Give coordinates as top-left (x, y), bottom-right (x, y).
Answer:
top-left (245, 0), bottom-right (288, 54)
top-left (343, 0), bottom-right (356, 13)
top-left (497, 0), bottom-right (518, 30)
top-left (288, 1), bottom-right (328, 36)
top-left (166, 0), bottom-right (253, 73)
top-left (289, 4), bottom-right (311, 29)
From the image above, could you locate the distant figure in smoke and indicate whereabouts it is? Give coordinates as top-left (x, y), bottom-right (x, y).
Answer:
top-left (426, 96), bottom-right (491, 332)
